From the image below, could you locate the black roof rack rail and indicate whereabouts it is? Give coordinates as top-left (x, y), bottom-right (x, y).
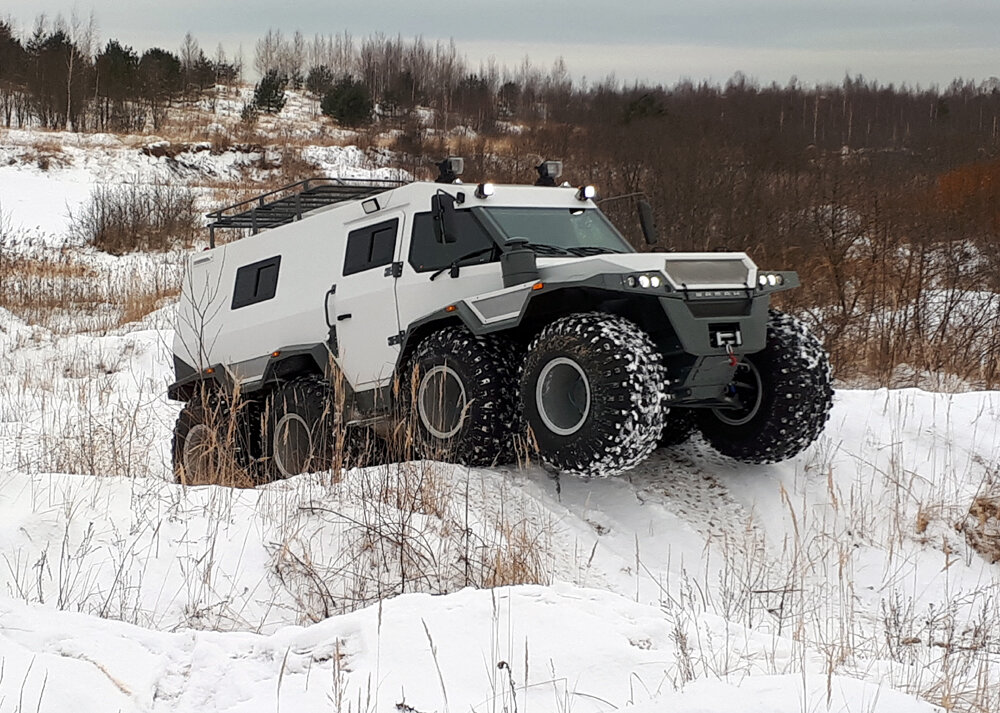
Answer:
top-left (206, 176), bottom-right (411, 246)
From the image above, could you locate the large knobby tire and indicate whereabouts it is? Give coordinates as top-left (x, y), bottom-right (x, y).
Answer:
top-left (659, 409), bottom-right (697, 448)
top-left (520, 312), bottom-right (666, 477)
top-left (695, 309), bottom-right (833, 463)
top-left (172, 391), bottom-right (258, 486)
top-left (263, 376), bottom-right (340, 479)
top-left (406, 326), bottom-right (518, 466)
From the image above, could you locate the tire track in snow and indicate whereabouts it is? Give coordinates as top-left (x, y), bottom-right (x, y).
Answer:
top-left (621, 440), bottom-right (768, 565)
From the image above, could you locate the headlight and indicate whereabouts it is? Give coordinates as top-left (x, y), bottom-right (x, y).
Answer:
top-left (626, 273), bottom-right (663, 289)
top-left (758, 272), bottom-right (784, 287)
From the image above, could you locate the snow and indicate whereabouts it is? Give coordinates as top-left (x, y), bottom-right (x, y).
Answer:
top-left (1, 122), bottom-right (998, 712)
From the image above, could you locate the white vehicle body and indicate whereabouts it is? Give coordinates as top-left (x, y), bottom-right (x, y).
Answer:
top-left (169, 171), bottom-right (830, 481)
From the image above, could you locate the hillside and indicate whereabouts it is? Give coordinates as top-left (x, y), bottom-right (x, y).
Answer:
top-left (1, 115), bottom-right (999, 713)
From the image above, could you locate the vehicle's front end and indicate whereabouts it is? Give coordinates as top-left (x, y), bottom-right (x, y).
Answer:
top-left (410, 171), bottom-right (833, 474)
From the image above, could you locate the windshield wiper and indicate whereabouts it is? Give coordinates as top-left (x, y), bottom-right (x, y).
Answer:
top-left (566, 246), bottom-right (622, 256)
top-left (429, 246), bottom-right (496, 280)
top-left (523, 243), bottom-right (573, 256)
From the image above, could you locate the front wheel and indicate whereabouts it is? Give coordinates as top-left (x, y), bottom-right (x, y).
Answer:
top-left (520, 312), bottom-right (666, 477)
top-left (695, 309), bottom-right (833, 463)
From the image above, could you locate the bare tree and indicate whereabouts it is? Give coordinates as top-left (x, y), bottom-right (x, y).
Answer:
top-left (55, 9), bottom-right (96, 130)
top-left (254, 28), bottom-right (282, 76)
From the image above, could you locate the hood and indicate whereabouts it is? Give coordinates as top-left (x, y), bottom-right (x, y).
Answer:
top-left (536, 251), bottom-right (758, 291)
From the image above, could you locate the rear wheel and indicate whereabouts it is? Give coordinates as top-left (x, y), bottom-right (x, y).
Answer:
top-left (520, 312), bottom-right (666, 477)
top-left (172, 391), bottom-right (258, 486)
top-left (695, 309), bottom-right (833, 463)
top-left (406, 326), bottom-right (518, 465)
top-left (263, 376), bottom-right (340, 479)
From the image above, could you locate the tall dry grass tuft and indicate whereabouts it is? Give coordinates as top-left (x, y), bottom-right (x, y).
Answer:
top-left (0, 249), bottom-right (182, 333)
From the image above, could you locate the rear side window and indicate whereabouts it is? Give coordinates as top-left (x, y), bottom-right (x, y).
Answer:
top-left (344, 219), bottom-right (399, 275)
top-left (232, 255), bottom-right (281, 309)
top-left (408, 211), bottom-right (495, 272)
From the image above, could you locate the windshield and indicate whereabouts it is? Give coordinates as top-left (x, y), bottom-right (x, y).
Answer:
top-left (477, 207), bottom-right (633, 255)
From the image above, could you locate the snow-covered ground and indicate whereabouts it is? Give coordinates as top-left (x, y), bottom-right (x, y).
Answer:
top-left (1, 122), bottom-right (998, 712)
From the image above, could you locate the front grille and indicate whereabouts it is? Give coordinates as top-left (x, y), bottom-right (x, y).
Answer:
top-left (687, 300), bottom-right (752, 318)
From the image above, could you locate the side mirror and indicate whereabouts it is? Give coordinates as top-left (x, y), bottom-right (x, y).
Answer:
top-left (638, 200), bottom-right (658, 246)
top-left (431, 192), bottom-right (459, 244)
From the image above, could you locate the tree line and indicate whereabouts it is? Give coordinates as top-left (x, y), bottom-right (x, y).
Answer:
top-left (0, 18), bottom-right (238, 131)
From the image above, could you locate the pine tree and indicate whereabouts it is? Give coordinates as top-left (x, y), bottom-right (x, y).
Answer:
top-left (321, 76), bottom-right (372, 126)
top-left (253, 68), bottom-right (287, 113)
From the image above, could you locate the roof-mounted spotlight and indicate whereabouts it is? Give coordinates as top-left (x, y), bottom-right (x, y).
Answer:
top-left (576, 185), bottom-right (597, 201)
top-left (535, 160), bottom-right (563, 186)
top-left (435, 156), bottom-right (464, 184)
top-left (475, 182), bottom-right (495, 199)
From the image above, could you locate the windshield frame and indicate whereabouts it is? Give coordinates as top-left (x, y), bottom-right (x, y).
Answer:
top-left (472, 206), bottom-right (634, 255)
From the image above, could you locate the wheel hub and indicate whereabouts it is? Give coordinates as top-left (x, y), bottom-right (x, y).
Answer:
top-left (417, 365), bottom-right (467, 439)
top-left (182, 424), bottom-right (217, 485)
top-left (711, 359), bottom-right (764, 426)
top-left (273, 413), bottom-right (313, 477)
top-left (536, 357), bottom-right (591, 436)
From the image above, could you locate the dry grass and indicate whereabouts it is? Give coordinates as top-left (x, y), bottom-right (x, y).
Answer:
top-left (25, 138), bottom-right (71, 171)
top-left (0, 250), bottom-right (181, 333)
top-left (960, 496), bottom-right (1000, 563)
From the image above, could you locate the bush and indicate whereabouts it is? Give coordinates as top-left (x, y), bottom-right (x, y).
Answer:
top-left (252, 69), bottom-right (287, 114)
top-left (70, 181), bottom-right (200, 255)
top-left (321, 77), bottom-right (373, 127)
top-left (239, 101), bottom-right (259, 126)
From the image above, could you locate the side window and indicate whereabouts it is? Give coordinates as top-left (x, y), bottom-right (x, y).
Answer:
top-left (408, 211), bottom-right (496, 272)
top-left (232, 255), bottom-right (281, 309)
top-left (344, 219), bottom-right (399, 276)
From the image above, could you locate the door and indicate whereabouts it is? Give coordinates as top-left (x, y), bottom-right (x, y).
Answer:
top-left (329, 215), bottom-right (403, 390)
top-left (394, 208), bottom-right (505, 334)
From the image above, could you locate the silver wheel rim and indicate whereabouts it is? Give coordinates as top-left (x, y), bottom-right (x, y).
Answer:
top-left (536, 357), bottom-right (591, 436)
top-left (417, 365), bottom-right (467, 439)
top-left (712, 360), bottom-right (764, 426)
top-left (273, 413), bottom-right (312, 477)
top-left (182, 424), bottom-right (216, 483)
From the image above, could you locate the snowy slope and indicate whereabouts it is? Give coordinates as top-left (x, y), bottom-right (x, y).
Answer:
top-left (2, 123), bottom-right (998, 712)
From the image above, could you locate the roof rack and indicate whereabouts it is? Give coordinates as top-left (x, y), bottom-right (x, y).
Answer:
top-left (206, 176), bottom-right (410, 246)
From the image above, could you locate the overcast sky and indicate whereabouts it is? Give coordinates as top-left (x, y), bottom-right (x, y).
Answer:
top-left (4, 1), bottom-right (1000, 87)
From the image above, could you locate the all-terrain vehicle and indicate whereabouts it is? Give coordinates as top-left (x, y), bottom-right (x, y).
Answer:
top-left (168, 159), bottom-right (833, 484)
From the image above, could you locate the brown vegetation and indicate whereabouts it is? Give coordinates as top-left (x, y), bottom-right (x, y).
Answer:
top-left (69, 181), bottom-right (199, 254)
top-left (960, 495), bottom-right (1000, 564)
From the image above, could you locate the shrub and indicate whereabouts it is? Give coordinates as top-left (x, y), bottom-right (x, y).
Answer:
top-left (239, 101), bottom-right (258, 126)
top-left (70, 181), bottom-right (200, 255)
top-left (321, 76), bottom-right (373, 127)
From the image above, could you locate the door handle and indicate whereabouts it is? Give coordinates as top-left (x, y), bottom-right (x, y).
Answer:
top-left (324, 284), bottom-right (336, 327)
top-left (337, 313), bottom-right (352, 321)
